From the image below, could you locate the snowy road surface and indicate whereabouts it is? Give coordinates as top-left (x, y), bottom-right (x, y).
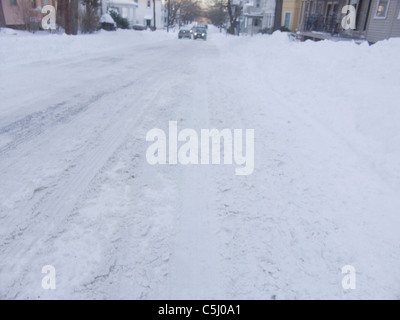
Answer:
top-left (1, 29), bottom-right (400, 299)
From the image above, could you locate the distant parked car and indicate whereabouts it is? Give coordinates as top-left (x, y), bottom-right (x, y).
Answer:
top-left (193, 27), bottom-right (207, 40)
top-left (178, 29), bottom-right (192, 39)
top-left (132, 24), bottom-right (147, 31)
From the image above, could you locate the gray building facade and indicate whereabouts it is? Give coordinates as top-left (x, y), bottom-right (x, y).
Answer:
top-left (297, 0), bottom-right (400, 43)
top-left (366, 0), bottom-right (400, 43)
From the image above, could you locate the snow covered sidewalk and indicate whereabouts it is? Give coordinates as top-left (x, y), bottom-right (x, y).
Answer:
top-left (0, 28), bottom-right (400, 299)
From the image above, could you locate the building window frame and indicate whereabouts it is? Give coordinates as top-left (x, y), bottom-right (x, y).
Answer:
top-left (315, 1), bottom-right (324, 15)
top-left (374, 0), bottom-right (390, 19)
top-left (283, 11), bottom-right (291, 29)
top-left (325, 1), bottom-right (340, 17)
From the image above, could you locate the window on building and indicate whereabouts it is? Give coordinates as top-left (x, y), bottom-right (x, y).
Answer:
top-left (375, 0), bottom-right (390, 18)
top-left (147, 0), bottom-right (151, 8)
top-left (256, 0), bottom-right (260, 8)
top-left (9, 0), bottom-right (18, 6)
top-left (325, 2), bottom-right (340, 17)
top-left (326, 4), bottom-right (331, 16)
top-left (315, 2), bottom-right (324, 15)
top-left (253, 18), bottom-right (259, 27)
top-left (284, 12), bottom-right (291, 29)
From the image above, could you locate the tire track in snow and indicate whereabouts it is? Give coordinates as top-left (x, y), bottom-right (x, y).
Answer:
top-left (0, 49), bottom-right (168, 162)
top-left (0, 41), bottom-right (186, 246)
top-left (0, 64), bottom-right (164, 241)
top-left (0, 73), bottom-right (168, 298)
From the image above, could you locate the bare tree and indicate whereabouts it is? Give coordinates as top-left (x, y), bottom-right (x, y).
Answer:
top-left (82, 0), bottom-right (99, 33)
top-left (165, 0), bottom-right (180, 27)
top-left (165, 0), bottom-right (202, 27)
top-left (205, 0), bottom-right (240, 34)
top-left (226, 0), bottom-right (241, 35)
top-left (207, 0), bottom-right (226, 29)
top-left (55, 0), bottom-right (79, 34)
top-left (179, 0), bottom-right (201, 25)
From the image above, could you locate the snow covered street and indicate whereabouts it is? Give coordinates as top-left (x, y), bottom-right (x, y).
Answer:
top-left (1, 28), bottom-right (400, 299)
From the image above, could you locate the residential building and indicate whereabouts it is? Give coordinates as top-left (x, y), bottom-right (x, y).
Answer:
top-left (102, 0), bottom-right (138, 26)
top-left (0, 0), bottom-right (56, 30)
top-left (296, 0), bottom-right (400, 42)
top-left (366, 0), bottom-right (400, 42)
top-left (241, 0), bottom-right (276, 35)
top-left (134, 0), bottom-right (164, 28)
top-left (281, 0), bottom-right (301, 31)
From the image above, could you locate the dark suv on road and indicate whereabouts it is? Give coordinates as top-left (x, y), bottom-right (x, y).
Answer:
top-left (193, 27), bottom-right (207, 40)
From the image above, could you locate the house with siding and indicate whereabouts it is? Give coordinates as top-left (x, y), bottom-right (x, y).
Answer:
top-left (366, 0), bottom-right (400, 43)
top-left (0, 0), bottom-right (56, 30)
top-left (281, 0), bottom-right (301, 31)
top-left (102, 0), bottom-right (138, 27)
top-left (240, 0), bottom-right (276, 35)
top-left (134, 0), bottom-right (164, 28)
top-left (296, 0), bottom-right (400, 43)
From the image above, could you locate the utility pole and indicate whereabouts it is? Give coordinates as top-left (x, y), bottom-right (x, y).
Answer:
top-left (153, 0), bottom-right (156, 29)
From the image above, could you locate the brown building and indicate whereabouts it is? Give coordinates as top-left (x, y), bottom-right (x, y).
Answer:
top-left (0, 0), bottom-right (56, 30)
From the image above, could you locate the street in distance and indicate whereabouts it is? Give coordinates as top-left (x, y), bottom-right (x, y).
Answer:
top-left (158, 304), bottom-right (240, 317)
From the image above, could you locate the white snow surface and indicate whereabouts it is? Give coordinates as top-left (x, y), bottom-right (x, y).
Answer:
top-left (0, 28), bottom-right (400, 299)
